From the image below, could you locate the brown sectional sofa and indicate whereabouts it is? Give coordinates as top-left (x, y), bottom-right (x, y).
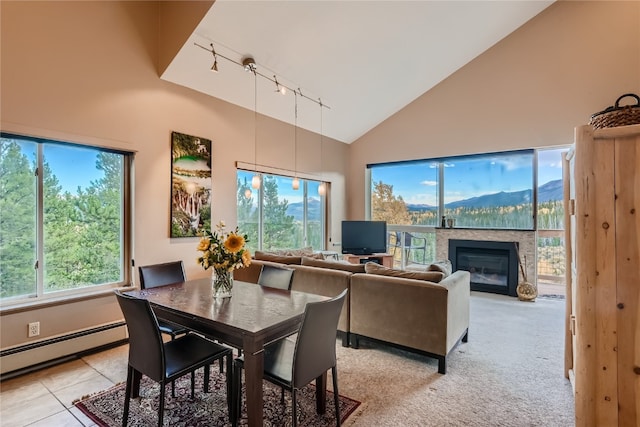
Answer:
top-left (233, 254), bottom-right (470, 374)
top-left (350, 269), bottom-right (470, 374)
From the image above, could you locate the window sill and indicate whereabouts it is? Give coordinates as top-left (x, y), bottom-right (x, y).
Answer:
top-left (0, 284), bottom-right (135, 315)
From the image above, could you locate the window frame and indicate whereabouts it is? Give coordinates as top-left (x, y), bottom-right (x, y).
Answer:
top-left (236, 168), bottom-right (327, 252)
top-left (0, 132), bottom-right (133, 308)
top-left (367, 149), bottom-right (537, 230)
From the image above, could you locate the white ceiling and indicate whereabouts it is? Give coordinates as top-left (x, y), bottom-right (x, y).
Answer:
top-left (162, 1), bottom-right (553, 144)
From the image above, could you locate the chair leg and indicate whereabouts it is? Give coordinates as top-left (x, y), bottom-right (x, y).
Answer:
top-left (158, 382), bottom-right (166, 427)
top-left (204, 364), bottom-right (210, 393)
top-left (170, 333), bottom-right (177, 398)
top-left (122, 366), bottom-right (133, 427)
top-left (292, 389), bottom-right (298, 427)
top-left (191, 371), bottom-right (195, 398)
top-left (225, 354), bottom-right (233, 419)
top-left (332, 367), bottom-right (341, 427)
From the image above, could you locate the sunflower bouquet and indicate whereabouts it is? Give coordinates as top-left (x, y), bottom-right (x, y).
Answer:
top-left (197, 221), bottom-right (251, 272)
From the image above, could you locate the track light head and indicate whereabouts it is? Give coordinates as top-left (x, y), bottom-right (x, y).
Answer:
top-left (242, 57), bottom-right (257, 73)
top-left (210, 43), bottom-right (219, 73)
top-left (274, 75), bottom-right (286, 95)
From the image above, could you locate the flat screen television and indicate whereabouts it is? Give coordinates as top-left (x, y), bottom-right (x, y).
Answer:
top-left (341, 220), bottom-right (387, 255)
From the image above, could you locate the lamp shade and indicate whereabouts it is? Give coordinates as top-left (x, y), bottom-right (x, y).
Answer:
top-left (292, 177), bottom-right (300, 190)
top-left (251, 174), bottom-right (261, 189)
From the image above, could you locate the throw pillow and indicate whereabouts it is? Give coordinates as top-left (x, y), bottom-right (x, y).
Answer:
top-left (364, 262), bottom-right (445, 283)
top-left (427, 260), bottom-right (452, 277)
top-left (272, 247), bottom-right (315, 257)
top-left (254, 251), bottom-right (303, 265)
top-left (301, 256), bottom-right (366, 273)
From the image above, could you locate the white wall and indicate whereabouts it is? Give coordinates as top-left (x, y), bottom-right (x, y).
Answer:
top-left (0, 1), bottom-right (347, 361)
top-left (347, 0), bottom-right (640, 219)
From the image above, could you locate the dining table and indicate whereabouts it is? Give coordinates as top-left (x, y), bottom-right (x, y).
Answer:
top-left (124, 278), bottom-right (330, 427)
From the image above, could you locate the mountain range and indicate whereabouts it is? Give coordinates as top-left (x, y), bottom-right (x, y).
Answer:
top-left (285, 179), bottom-right (563, 220)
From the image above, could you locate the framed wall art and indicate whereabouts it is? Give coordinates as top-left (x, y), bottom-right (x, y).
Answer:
top-left (170, 131), bottom-right (212, 237)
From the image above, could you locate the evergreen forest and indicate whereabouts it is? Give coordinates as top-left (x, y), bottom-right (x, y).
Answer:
top-left (0, 139), bottom-right (124, 299)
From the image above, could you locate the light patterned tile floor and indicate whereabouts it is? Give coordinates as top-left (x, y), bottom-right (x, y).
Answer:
top-left (0, 345), bottom-right (129, 427)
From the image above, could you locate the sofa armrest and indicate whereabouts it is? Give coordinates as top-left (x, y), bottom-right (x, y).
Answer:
top-left (439, 270), bottom-right (471, 352)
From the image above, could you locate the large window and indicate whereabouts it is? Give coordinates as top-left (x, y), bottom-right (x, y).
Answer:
top-left (370, 150), bottom-right (535, 230)
top-left (0, 133), bottom-right (132, 305)
top-left (236, 170), bottom-right (325, 253)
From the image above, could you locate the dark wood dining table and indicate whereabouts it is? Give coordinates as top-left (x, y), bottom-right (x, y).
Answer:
top-left (124, 278), bottom-right (329, 427)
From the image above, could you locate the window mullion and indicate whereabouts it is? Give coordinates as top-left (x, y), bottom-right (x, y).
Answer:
top-left (36, 143), bottom-right (44, 297)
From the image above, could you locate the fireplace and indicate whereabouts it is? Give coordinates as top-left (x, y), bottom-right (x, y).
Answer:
top-left (448, 239), bottom-right (519, 296)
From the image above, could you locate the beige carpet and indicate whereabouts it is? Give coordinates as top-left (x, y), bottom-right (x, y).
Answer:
top-left (335, 292), bottom-right (574, 426)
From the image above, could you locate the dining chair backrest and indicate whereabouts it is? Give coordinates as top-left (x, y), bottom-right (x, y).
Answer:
top-left (115, 290), bottom-right (165, 382)
top-left (257, 265), bottom-right (295, 290)
top-left (292, 289), bottom-right (348, 388)
top-left (139, 261), bottom-right (185, 289)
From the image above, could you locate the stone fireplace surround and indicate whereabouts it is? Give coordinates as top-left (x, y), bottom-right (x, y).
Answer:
top-left (435, 228), bottom-right (537, 286)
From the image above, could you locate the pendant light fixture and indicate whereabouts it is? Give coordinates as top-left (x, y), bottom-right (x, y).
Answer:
top-left (248, 57), bottom-right (260, 190)
top-left (292, 90), bottom-right (300, 190)
top-left (317, 98), bottom-right (326, 196)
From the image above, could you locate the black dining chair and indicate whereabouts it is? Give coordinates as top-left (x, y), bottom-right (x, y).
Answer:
top-left (115, 290), bottom-right (233, 427)
top-left (139, 261), bottom-right (189, 340)
top-left (257, 264), bottom-right (295, 290)
top-left (231, 289), bottom-right (348, 427)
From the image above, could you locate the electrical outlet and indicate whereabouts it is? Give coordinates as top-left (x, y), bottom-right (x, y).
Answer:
top-left (28, 322), bottom-right (40, 337)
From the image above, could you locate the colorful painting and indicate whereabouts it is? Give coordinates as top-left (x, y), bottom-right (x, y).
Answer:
top-left (170, 131), bottom-right (212, 237)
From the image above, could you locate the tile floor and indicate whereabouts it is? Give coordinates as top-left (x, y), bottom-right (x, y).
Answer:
top-left (0, 345), bottom-right (129, 427)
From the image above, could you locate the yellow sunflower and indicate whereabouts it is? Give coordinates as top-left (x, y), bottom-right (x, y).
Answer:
top-left (224, 233), bottom-right (245, 253)
top-left (241, 249), bottom-right (252, 267)
top-left (196, 237), bottom-right (211, 251)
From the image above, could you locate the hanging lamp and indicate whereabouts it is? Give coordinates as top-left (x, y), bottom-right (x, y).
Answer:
top-left (292, 90), bottom-right (300, 190)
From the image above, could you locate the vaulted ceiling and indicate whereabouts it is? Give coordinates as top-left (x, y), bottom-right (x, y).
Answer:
top-left (162, 1), bottom-right (554, 144)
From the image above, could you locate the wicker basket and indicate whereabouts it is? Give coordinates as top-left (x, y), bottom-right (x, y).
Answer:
top-left (589, 93), bottom-right (640, 129)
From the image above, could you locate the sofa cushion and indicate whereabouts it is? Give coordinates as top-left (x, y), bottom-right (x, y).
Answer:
top-left (301, 256), bottom-right (366, 273)
top-left (364, 262), bottom-right (445, 282)
top-left (254, 251), bottom-right (302, 265)
top-left (427, 260), bottom-right (453, 277)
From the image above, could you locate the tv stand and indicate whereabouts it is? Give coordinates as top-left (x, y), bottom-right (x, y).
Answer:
top-left (343, 253), bottom-right (393, 268)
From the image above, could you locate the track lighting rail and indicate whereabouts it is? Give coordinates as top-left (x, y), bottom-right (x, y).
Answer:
top-left (195, 42), bottom-right (330, 110)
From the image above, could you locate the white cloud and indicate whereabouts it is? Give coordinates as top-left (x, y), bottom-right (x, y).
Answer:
top-left (420, 180), bottom-right (437, 186)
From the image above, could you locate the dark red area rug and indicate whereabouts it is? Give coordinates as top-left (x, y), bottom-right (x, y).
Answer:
top-left (75, 370), bottom-right (362, 426)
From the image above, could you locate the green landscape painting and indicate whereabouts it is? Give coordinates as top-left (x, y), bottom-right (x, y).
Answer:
top-left (171, 131), bottom-right (212, 238)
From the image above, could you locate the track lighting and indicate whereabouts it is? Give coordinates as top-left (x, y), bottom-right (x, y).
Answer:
top-left (274, 76), bottom-right (286, 95)
top-left (251, 64), bottom-right (260, 190)
top-left (210, 44), bottom-right (218, 72)
top-left (292, 90), bottom-right (299, 190)
top-left (318, 98), bottom-right (327, 197)
top-left (243, 57), bottom-right (256, 73)
top-left (193, 42), bottom-right (333, 194)
top-left (194, 42), bottom-right (330, 109)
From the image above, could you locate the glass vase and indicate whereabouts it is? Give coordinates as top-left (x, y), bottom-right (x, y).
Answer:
top-left (212, 268), bottom-right (233, 299)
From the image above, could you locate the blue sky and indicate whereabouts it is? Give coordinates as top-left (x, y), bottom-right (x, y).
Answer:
top-left (18, 142), bottom-right (104, 194)
top-left (371, 148), bottom-right (568, 206)
top-left (26, 139), bottom-right (566, 203)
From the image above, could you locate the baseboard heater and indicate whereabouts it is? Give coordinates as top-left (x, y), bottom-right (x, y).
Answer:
top-left (0, 321), bottom-right (128, 381)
